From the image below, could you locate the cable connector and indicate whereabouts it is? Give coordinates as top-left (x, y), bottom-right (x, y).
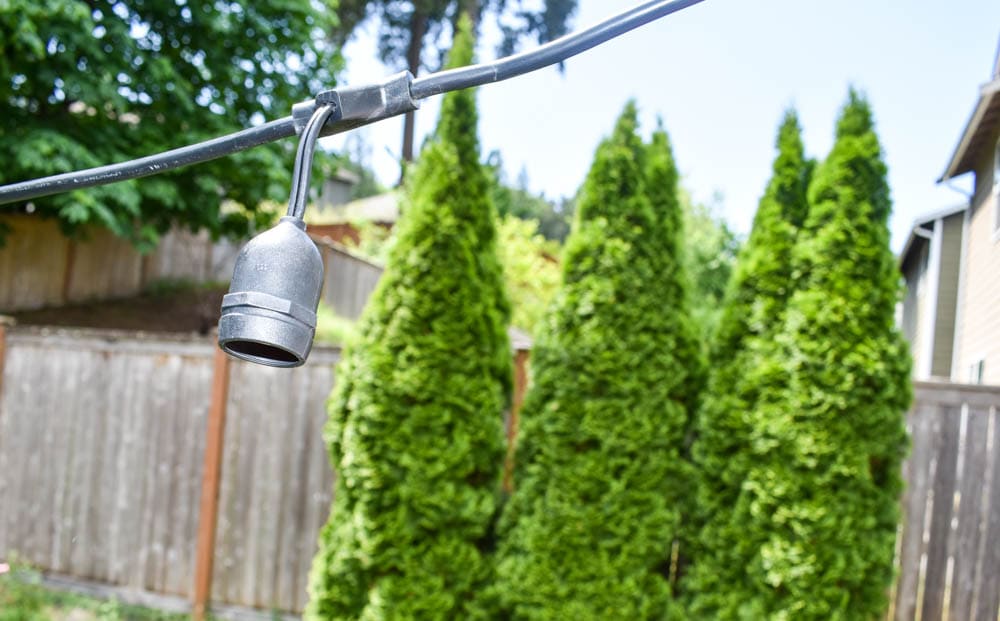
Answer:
top-left (292, 71), bottom-right (419, 137)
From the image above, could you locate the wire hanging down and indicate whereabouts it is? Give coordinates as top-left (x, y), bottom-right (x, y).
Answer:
top-left (0, 0), bottom-right (706, 206)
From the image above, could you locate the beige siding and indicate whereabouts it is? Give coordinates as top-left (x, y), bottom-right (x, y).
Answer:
top-left (931, 213), bottom-right (964, 377)
top-left (953, 142), bottom-right (1000, 384)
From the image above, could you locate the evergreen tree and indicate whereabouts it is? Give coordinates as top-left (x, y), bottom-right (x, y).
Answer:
top-left (492, 103), bottom-right (703, 620)
top-left (723, 90), bottom-right (911, 619)
top-left (305, 15), bottom-right (511, 619)
top-left (683, 110), bottom-right (811, 617)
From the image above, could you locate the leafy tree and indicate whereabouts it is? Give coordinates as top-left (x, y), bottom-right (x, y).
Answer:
top-left (680, 190), bottom-right (740, 343)
top-left (492, 102), bottom-right (703, 620)
top-left (497, 214), bottom-right (561, 334)
top-left (683, 110), bottom-right (811, 618)
top-left (332, 0), bottom-right (577, 163)
top-left (487, 155), bottom-right (572, 242)
top-left (0, 0), bottom-right (340, 248)
top-left (338, 134), bottom-right (385, 201)
top-left (305, 15), bottom-right (511, 619)
top-left (716, 91), bottom-right (911, 619)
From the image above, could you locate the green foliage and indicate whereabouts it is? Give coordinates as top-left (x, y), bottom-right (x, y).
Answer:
top-left (488, 158), bottom-right (572, 242)
top-left (339, 135), bottom-right (385, 202)
top-left (0, 563), bottom-right (187, 621)
top-left (702, 91), bottom-right (911, 620)
top-left (0, 0), bottom-right (340, 247)
top-left (680, 191), bottom-right (740, 343)
top-left (305, 15), bottom-right (511, 619)
top-left (332, 0), bottom-right (576, 72)
top-left (314, 302), bottom-right (357, 346)
top-left (343, 218), bottom-right (397, 264)
top-left (493, 102), bottom-right (704, 620)
top-left (683, 109), bottom-right (812, 618)
top-left (340, 212), bottom-right (561, 336)
top-left (497, 215), bottom-right (561, 334)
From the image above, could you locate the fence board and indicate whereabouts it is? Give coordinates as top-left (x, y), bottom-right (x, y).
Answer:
top-left (0, 329), bottom-right (213, 597)
top-left (66, 229), bottom-right (143, 303)
top-left (0, 216), bottom-right (68, 310)
top-left (945, 406), bottom-right (988, 619)
top-left (974, 407), bottom-right (1000, 621)
top-left (317, 240), bottom-right (383, 320)
top-left (895, 403), bottom-right (938, 620)
top-left (210, 352), bottom-right (338, 612)
top-left (919, 405), bottom-right (961, 620)
top-left (145, 229), bottom-right (214, 284)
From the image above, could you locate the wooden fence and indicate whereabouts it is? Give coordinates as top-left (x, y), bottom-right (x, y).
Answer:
top-left (889, 381), bottom-right (1000, 621)
top-left (1, 328), bottom-right (998, 618)
top-left (0, 327), bottom-right (337, 614)
top-left (313, 236), bottom-right (384, 320)
top-left (0, 216), bottom-right (384, 323)
top-left (0, 215), bottom-right (235, 312)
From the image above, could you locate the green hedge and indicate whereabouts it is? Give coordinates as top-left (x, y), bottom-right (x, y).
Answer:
top-left (492, 103), bottom-right (704, 620)
top-left (305, 15), bottom-right (511, 619)
top-left (720, 90), bottom-right (911, 620)
top-left (684, 110), bottom-right (812, 618)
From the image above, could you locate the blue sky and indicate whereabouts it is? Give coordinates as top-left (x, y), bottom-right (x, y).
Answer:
top-left (323, 0), bottom-right (1000, 251)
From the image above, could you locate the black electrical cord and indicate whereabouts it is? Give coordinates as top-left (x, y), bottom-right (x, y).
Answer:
top-left (0, 116), bottom-right (298, 205)
top-left (410, 0), bottom-right (704, 98)
top-left (0, 0), bottom-right (705, 206)
top-left (287, 104), bottom-right (336, 220)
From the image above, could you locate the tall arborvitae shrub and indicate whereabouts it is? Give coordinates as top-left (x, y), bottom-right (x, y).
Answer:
top-left (683, 110), bottom-right (811, 617)
top-left (305, 15), bottom-right (511, 619)
top-left (493, 103), bottom-right (704, 620)
top-left (728, 90), bottom-right (912, 619)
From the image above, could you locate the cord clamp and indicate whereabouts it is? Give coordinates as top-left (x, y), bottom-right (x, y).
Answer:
top-left (291, 71), bottom-right (419, 136)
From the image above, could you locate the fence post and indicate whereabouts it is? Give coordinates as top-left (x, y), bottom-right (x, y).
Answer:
top-left (193, 347), bottom-right (231, 620)
top-left (503, 348), bottom-right (530, 493)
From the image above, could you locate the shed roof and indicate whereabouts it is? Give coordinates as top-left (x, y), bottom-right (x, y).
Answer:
top-left (306, 191), bottom-right (400, 226)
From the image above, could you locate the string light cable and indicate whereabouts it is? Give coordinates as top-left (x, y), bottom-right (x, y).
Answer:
top-left (0, 0), bottom-right (705, 206)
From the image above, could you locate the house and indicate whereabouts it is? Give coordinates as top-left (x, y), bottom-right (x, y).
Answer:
top-left (316, 168), bottom-right (361, 211)
top-left (940, 35), bottom-right (1000, 384)
top-left (899, 205), bottom-right (966, 380)
top-left (901, 35), bottom-right (1000, 384)
top-left (305, 191), bottom-right (401, 246)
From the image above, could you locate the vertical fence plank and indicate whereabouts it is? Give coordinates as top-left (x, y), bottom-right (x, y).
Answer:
top-left (895, 403), bottom-right (938, 620)
top-left (973, 407), bottom-right (1000, 621)
top-left (949, 406), bottom-right (991, 619)
top-left (920, 405), bottom-right (962, 620)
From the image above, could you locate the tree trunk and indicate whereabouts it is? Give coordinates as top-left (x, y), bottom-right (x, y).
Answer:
top-left (400, 9), bottom-right (428, 174)
top-left (461, 0), bottom-right (481, 27)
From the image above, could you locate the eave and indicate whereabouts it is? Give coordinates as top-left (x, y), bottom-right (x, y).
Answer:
top-left (939, 79), bottom-right (1000, 182)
